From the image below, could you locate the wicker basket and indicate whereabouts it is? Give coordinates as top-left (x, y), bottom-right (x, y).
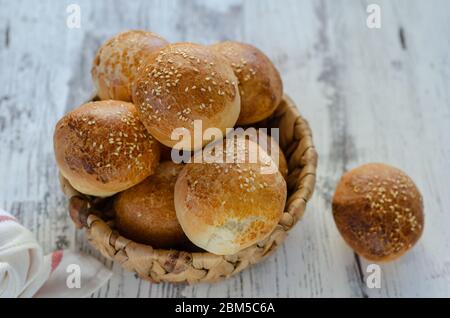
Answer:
top-left (60, 94), bottom-right (317, 284)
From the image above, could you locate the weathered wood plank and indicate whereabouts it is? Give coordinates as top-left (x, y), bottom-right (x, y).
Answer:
top-left (0, 0), bottom-right (449, 297)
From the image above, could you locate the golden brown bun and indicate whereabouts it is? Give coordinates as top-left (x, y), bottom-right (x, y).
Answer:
top-left (114, 161), bottom-right (187, 248)
top-left (277, 148), bottom-right (288, 180)
top-left (159, 144), bottom-right (194, 163)
top-left (92, 30), bottom-right (169, 101)
top-left (132, 42), bottom-right (241, 150)
top-left (332, 163), bottom-right (424, 262)
top-left (210, 41), bottom-right (283, 125)
top-left (256, 129), bottom-right (288, 180)
top-left (174, 138), bottom-right (287, 255)
top-left (54, 100), bottom-right (160, 197)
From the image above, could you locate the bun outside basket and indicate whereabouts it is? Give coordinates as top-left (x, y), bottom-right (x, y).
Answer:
top-left (61, 94), bottom-right (318, 284)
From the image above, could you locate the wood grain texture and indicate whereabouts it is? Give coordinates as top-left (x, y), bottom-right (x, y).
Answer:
top-left (0, 0), bottom-right (449, 297)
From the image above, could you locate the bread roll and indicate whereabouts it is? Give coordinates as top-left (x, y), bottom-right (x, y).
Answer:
top-left (54, 100), bottom-right (160, 197)
top-left (211, 41), bottom-right (283, 125)
top-left (278, 149), bottom-right (288, 181)
top-left (92, 30), bottom-right (169, 101)
top-left (256, 130), bottom-right (288, 180)
top-left (114, 161), bottom-right (187, 248)
top-left (332, 163), bottom-right (424, 262)
top-left (132, 42), bottom-right (241, 150)
top-left (174, 137), bottom-right (287, 255)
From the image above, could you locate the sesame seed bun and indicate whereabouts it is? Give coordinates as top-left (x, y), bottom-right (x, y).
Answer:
top-left (92, 30), bottom-right (169, 102)
top-left (174, 137), bottom-right (287, 255)
top-left (54, 100), bottom-right (160, 197)
top-left (256, 129), bottom-right (288, 180)
top-left (131, 42), bottom-right (241, 150)
top-left (114, 161), bottom-right (187, 248)
top-left (278, 149), bottom-right (288, 181)
top-left (332, 163), bottom-right (424, 262)
top-left (210, 41), bottom-right (283, 125)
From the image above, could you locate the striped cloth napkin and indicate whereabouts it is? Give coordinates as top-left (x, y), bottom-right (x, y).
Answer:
top-left (0, 209), bottom-right (112, 298)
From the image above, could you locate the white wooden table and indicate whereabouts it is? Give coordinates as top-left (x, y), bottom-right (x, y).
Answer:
top-left (1, 0), bottom-right (449, 297)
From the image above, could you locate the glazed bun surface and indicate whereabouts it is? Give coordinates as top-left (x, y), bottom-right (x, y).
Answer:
top-left (114, 161), bottom-right (187, 248)
top-left (92, 30), bottom-right (169, 101)
top-left (54, 100), bottom-right (160, 197)
top-left (211, 41), bottom-right (283, 125)
top-left (278, 149), bottom-right (288, 181)
top-left (132, 42), bottom-right (241, 150)
top-left (256, 129), bottom-right (288, 180)
top-left (174, 137), bottom-right (287, 255)
top-left (332, 163), bottom-right (424, 262)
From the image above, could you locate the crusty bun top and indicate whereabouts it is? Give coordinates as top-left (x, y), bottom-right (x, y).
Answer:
top-left (132, 42), bottom-right (241, 150)
top-left (54, 100), bottom-right (160, 197)
top-left (332, 163), bottom-right (424, 262)
top-left (211, 41), bottom-right (283, 125)
top-left (174, 137), bottom-right (287, 255)
top-left (114, 161), bottom-right (187, 248)
top-left (92, 30), bottom-right (169, 101)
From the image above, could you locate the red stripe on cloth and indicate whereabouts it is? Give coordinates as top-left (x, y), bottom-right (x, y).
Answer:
top-left (51, 250), bottom-right (64, 273)
top-left (0, 215), bottom-right (17, 223)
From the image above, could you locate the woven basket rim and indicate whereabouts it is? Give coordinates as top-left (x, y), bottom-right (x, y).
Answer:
top-left (61, 94), bottom-right (318, 284)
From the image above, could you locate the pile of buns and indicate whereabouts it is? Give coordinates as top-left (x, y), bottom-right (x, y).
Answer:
top-left (54, 30), bottom-right (287, 255)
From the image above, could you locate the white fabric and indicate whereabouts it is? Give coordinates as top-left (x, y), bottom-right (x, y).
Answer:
top-left (0, 209), bottom-right (112, 298)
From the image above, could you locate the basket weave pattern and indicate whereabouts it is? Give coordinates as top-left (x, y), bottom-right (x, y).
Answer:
top-left (61, 95), bottom-right (317, 284)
